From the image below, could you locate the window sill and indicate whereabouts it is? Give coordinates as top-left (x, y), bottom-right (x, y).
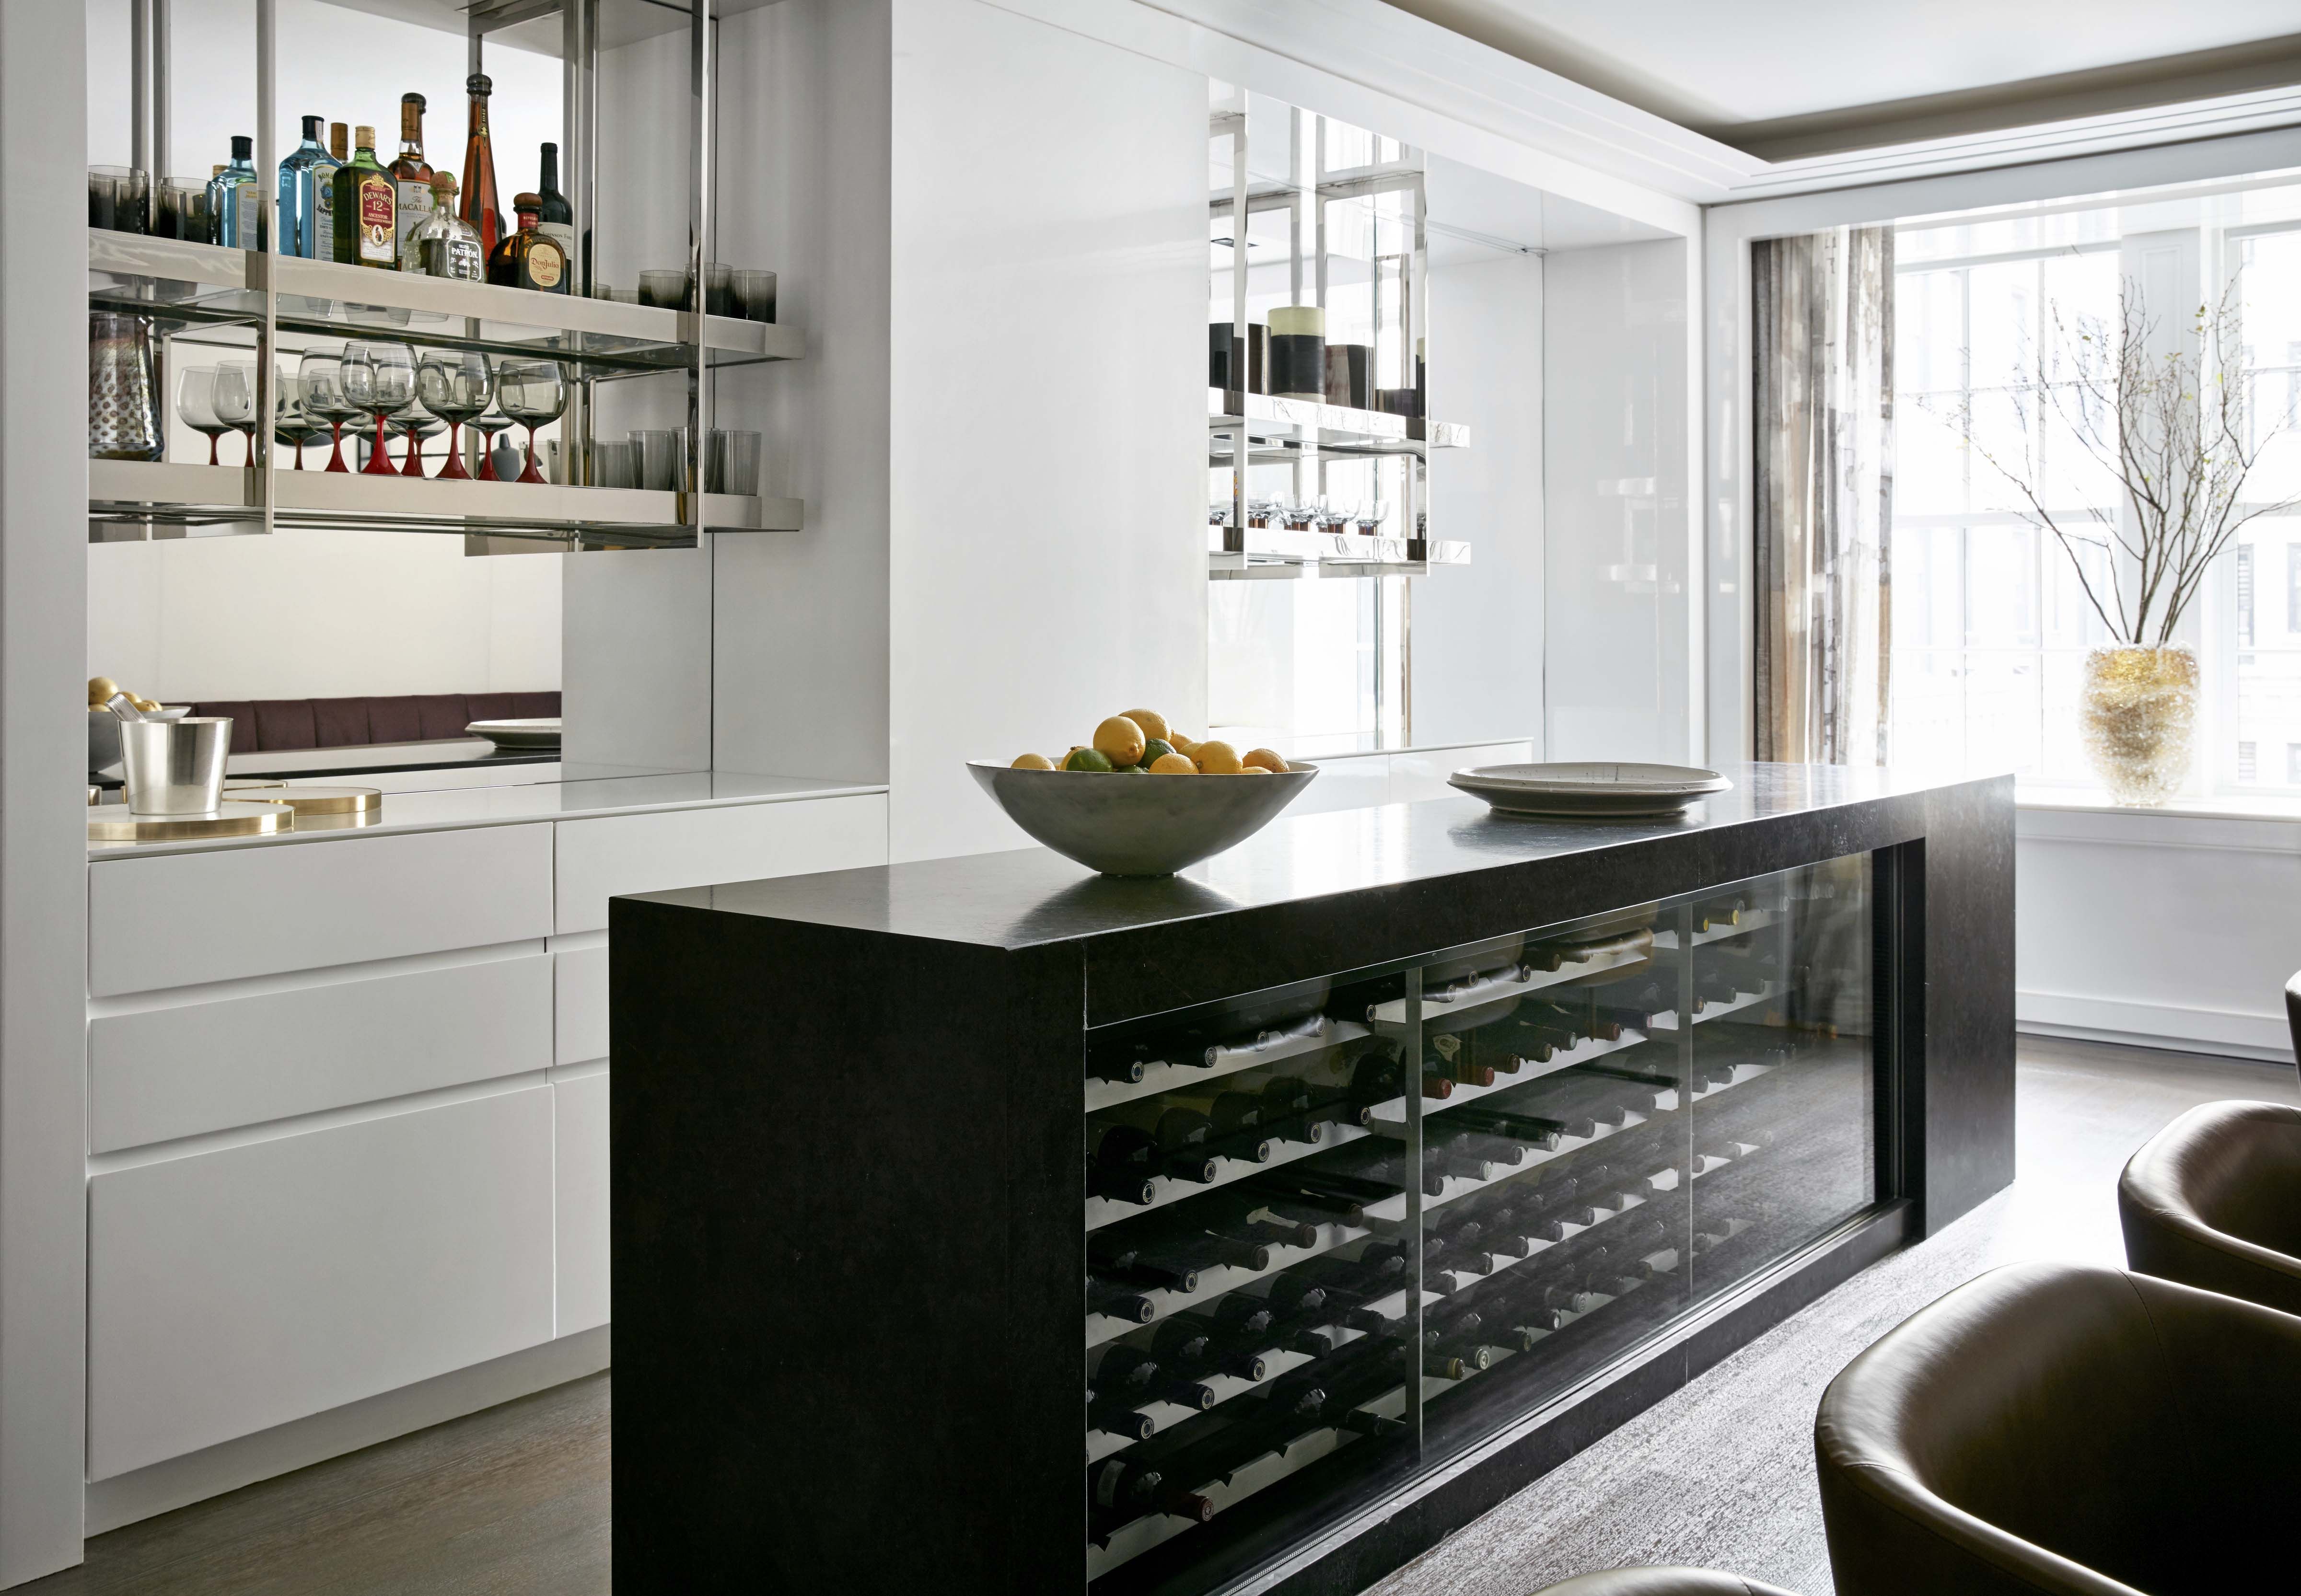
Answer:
top-left (2017, 785), bottom-right (2301, 850)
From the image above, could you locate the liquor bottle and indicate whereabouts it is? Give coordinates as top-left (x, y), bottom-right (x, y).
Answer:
top-left (212, 136), bottom-right (260, 248)
top-left (459, 73), bottom-right (504, 258)
top-left (487, 193), bottom-right (569, 293)
top-left (312, 123), bottom-right (346, 256)
top-left (408, 173), bottom-right (485, 282)
top-left (536, 141), bottom-right (576, 271)
top-left (277, 116), bottom-right (333, 258)
top-left (332, 127), bottom-right (396, 269)
top-left (389, 93), bottom-right (435, 270)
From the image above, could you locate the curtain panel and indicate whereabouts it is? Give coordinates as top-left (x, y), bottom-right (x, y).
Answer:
top-left (1753, 226), bottom-right (1894, 765)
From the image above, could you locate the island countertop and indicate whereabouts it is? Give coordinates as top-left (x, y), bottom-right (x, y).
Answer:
top-left (626, 762), bottom-right (2010, 1026)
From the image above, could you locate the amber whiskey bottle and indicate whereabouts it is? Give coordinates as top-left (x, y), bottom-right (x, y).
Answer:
top-left (487, 194), bottom-right (569, 293)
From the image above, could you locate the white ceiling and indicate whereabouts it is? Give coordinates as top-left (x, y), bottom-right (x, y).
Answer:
top-left (1383, 0), bottom-right (2301, 151)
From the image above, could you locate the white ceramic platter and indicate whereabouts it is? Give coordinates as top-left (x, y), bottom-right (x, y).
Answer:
top-left (1448, 762), bottom-right (1732, 817)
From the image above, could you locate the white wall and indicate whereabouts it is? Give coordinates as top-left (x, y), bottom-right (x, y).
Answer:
top-left (884, 0), bottom-right (1207, 861)
top-left (1542, 237), bottom-right (1694, 761)
top-left (1414, 249), bottom-right (1544, 747)
top-left (2018, 805), bottom-right (2301, 1061)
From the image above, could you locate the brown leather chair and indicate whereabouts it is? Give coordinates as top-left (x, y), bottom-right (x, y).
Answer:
top-left (2118, 1099), bottom-right (2301, 1316)
top-left (1815, 1261), bottom-right (2301, 1595)
top-left (1526, 1573), bottom-right (1799, 1596)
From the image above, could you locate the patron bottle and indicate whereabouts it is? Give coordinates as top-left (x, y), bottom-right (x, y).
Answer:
top-left (487, 194), bottom-right (569, 292)
top-left (390, 93), bottom-right (435, 271)
top-left (332, 127), bottom-right (396, 270)
top-left (408, 173), bottom-right (484, 281)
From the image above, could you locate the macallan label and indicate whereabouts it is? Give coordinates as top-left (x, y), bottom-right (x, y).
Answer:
top-left (357, 176), bottom-right (395, 265)
top-left (395, 179), bottom-right (435, 264)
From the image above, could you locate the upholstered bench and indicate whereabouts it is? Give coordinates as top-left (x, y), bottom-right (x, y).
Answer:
top-left (188, 692), bottom-right (561, 752)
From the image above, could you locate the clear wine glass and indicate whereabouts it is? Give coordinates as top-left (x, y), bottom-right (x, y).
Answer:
top-left (210, 361), bottom-right (258, 467)
top-left (340, 341), bottom-right (415, 478)
top-left (174, 365), bottom-right (228, 466)
top-left (496, 360), bottom-right (568, 486)
top-left (414, 351), bottom-right (492, 481)
top-left (297, 347), bottom-right (354, 473)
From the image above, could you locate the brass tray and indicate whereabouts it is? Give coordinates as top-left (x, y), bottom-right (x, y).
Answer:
top-left (88, 801), bottom-right (294, 843)
top-left (225, 784), bottom-right (384, 817)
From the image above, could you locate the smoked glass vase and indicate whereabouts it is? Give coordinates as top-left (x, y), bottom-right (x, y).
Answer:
top-left (90, 312), bottom-right (164, 461)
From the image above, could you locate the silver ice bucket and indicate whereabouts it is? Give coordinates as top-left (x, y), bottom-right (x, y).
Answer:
top-left (120, 716), bottom-right (232, 816)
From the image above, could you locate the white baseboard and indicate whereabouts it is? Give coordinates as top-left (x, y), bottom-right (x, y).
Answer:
top-left (83, 1326), bottom-right (610, 1537)
top-left (2018, 987), bottom-right (2295, 1064)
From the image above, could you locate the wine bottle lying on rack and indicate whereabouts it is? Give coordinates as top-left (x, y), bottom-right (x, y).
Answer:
top-left (1089, 1457), bottom-right (1215, 1535)
top-left (1092, 1346), bottom-right (1220, 1413)
top-left (1448, 1105), bottom-right (1593, 1147)
top-left (1243, 1176), bottom-right (1365, 1227)
top-left (1093, 1124), bottom-right (1221, 1188)
top-left (1150, 1314), bottom-right (1272, 1383)
top-left (1086, 1157), bottom-right (1158, 1207)
top-left (1096, 1102), bottom-right (1274, 1168)
top-left (1350, 1053), bottom-right (1455, 1103)
top-left (1089, 1281), bottom-right (1160, 1323)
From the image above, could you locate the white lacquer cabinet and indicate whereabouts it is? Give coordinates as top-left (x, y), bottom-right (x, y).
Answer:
top-left (81, 791), bottom-right (889, 1503)
top-left (87, 1085), bottom-right (557, 1480)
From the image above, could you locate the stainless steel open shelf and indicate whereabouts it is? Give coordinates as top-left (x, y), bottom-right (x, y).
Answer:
top-left (1206, 525), bottom-right (1471, 580)
top-left (91, 232), bottom-right (801, 378)
top-left (1207, 389), bottom-right (1469, 462)
top-left (88, 460), bottom-right (800, 548)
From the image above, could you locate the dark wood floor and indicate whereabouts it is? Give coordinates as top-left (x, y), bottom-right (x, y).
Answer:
top-left (26, 1034), bottom-right (2292, 1594)
top-left (23, 1375), bottom-right (607, 1595)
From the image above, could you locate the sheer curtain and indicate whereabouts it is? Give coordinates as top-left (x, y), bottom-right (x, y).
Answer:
top-left (1753, 226), bottom-right (1894, 765)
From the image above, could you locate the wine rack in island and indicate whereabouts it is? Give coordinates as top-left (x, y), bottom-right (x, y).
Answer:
top-left (1079, 857), bottom-right (1877, 1588)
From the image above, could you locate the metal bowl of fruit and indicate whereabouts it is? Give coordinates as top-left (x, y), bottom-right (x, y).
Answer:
top-left (969, 711), bottom-right (1318, 877)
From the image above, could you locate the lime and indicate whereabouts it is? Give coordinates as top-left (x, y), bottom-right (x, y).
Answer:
top-left (1141, 738), bottom-right (1175, 765)
top-left (1064, 747), bottom-right (1115, 773)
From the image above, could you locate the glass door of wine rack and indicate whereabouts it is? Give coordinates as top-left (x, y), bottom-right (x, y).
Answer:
top-left (1081, 853), bottom-right (1881, 1588)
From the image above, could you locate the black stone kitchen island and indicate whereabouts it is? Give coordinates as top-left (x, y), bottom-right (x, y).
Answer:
top-left (610, 765), bottom-right (2012, 1596)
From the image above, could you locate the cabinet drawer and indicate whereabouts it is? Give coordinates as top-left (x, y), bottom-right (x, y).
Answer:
top-left (89, 824), bottom-right (555, 997)
top-left (555, 944), bottom-right (609, 1067)
top-left (555, 1071), bottom-right (610, 1336)
top-left (87, 1086), bottom-right (555, 1479)
top-left (89, 949), bottom-right (553, 1153)
top-left (554, 794), bottom-right (887, 935)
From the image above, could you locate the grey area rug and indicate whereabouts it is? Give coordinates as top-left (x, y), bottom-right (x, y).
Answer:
top-left (1367, 1041), bottom-right (2301, 1596)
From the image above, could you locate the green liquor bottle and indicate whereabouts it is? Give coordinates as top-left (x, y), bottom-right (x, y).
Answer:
top-left (332, 125), bottom-right (396, 270)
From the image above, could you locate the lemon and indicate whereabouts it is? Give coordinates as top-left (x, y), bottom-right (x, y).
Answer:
top-left (131, 696), bottom-right (162, 713)
top-left (1093, 715), bottom-right (1147, 767)
top-left (1121, 708), bottom-right (1170, 744)
top-left (1241, 764), bottom-right (1271, 775)
top-left (1170, 733), bottom-right (1199, 757)
top-left (1064, 747), bottom-right (1115, 773)
top-left (1149, 752), bottom-right (1197, 774)
top-left (88, 676), bottom-right (119, 708)
top-left (1243, 747), bottom-right (1288, 773)
top-left (1195, 740), bottom-right (1243, 774)
top-left (1011, 752), bottom-right (1054, 770)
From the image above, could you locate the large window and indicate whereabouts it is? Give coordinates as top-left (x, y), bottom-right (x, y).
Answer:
top-left (1888, 202), bottom-right (2301, 795)
top-left (1890, 247), bottom-right (2120, 783)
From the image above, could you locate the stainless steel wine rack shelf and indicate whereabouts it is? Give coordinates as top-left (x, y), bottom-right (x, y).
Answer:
top-left (89, 460), bottom-right (799, 548)
top-left (91, 233), bottom-right (802, 378)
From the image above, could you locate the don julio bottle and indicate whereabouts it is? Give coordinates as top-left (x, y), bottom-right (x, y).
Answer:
top-left (487, 194), bottom-right (569, 292)
top-left (332, 126), bottom-right (396, 269)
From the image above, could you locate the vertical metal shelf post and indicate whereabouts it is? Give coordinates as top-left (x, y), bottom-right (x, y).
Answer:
top-left (1228, 97), bottom-right (1249, 551)
top-left (1401, 966), bottom-right (1426, 1452)
top-left (563, 0), bottom-right (598, 486)
top-left (688, 0), bottom-right (717, 533)
top-left (255, 0), bottom-right (277, 534)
